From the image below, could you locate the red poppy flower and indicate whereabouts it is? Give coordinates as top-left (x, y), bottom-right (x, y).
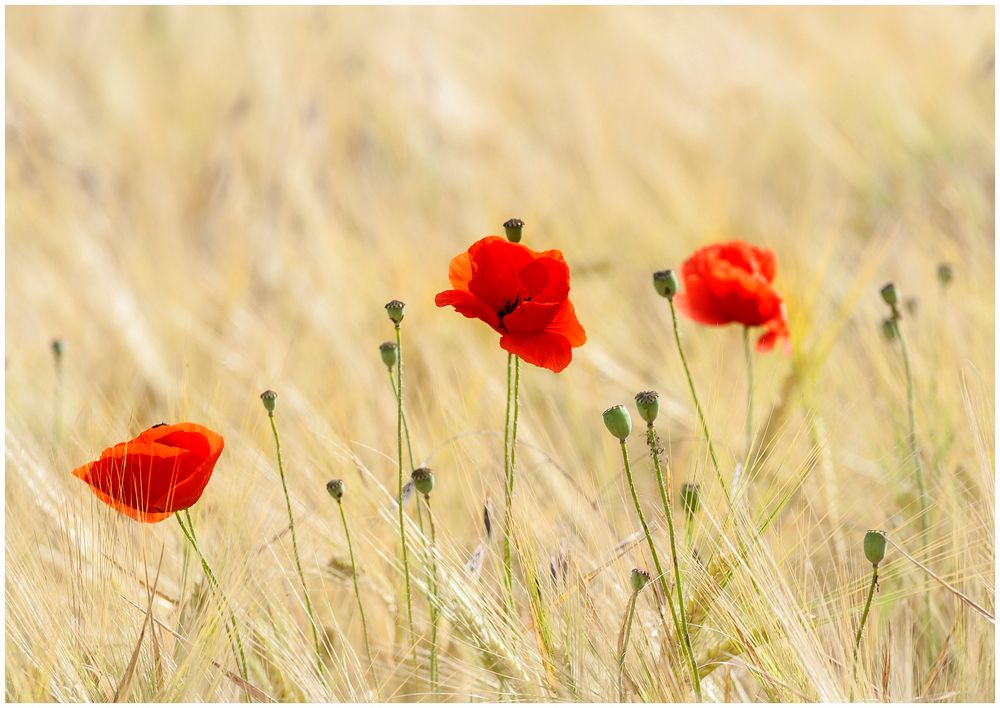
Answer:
top-left (435, 236), bottom-right (586, 373)
top-left (675, 241), bottom-right (790, 353)
top-left (71, 422), bottom-right (224, 523)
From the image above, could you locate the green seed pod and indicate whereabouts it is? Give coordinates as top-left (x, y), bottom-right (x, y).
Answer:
top-left (379, 341), bottom-right (398, 370)
top-left (51, 338), bottom-right (65, 359)
top-left (881, 318), bottom-right (897, 341)
top-left (879, 283), bottom-right (899, 308)
top-left (629, 567), bottom-right (651, 593)
top-left (603, 405), bottom-right (632, 441)
top-left (652, 269), bottom-right (680, 299)
top-left (411, 467), bottom-right (435, 496)
top-left (385, 299), bottom-right (405, 324)
top-left (680, 482), bottom-right (701, 517)
top-left (937, 263), bottom-right (954, 286)
top-left (503, 218), bottom-right (524, 244)
top-left (634, 390), bottom-right (660, 425)
top-left (326, 479), bottom-right (345, 501)
top-left (260, 389), bottom-right (277, 415)
top-left (863, 530), bottom-right (887, 567)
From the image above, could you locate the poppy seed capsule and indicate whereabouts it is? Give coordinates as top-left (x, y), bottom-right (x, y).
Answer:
top-left (411, 467), bottom-right (434, 496)
top-left (260, 390), bottom-right (277, 414)
top-left (880, 283), bottom-right (899, 308)
top-left (503, 218), bottom-right (524, 243)
top-left (634, 390), bottom-right (660, 425)
top-left (863, 530), bottom-right (887, 567)
top-left (326, 479), bottom-right (345, 501)
top-left (680, 482), bottom-right (701, 517)
top-left (652, 269), bottom-right (680, 299)
top-left (630, 568), bottom-right (651, 593)
top-left (52, 338), bottom-right (65, 359)
top-left (937, 263), bottom-right (954, 286)
top-left (379, 341), bottom-right (398, 370)
top-left (385, 300), bottom-right (405, 324)
top-left (603, 405), bottom-right (632, 441)
top-left (881, 318), bottom-right (897, 341)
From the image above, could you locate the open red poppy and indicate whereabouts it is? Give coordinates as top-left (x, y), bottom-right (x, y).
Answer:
top-left (675, 241), bottom-right (790, 353)
top-left (435, 236), bottom-right (586, 372)
top-left (71, 422), bottom-right (224, 523)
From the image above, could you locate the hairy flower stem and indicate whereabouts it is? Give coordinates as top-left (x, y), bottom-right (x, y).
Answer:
top-left (850, 565), bottom-right (879, 699)
top-left (502, 353), bottom-right (521, 624)
top-left (338, 500), bottom-right (373, 676)
top-left (668, 299), bottom-right (728, 504)
top-left (175, 513), bottom-right (248, 682)
top-left (743, 326), bottom-right (754, 465)
top-left (267, 411), bottom-right (323, 674)
top-left (618, 591), bottom-right (639, 701)
top-left (423, 494), bottom-right (440, 694)
top-left (618, 440), bottom-right (697, 700)
top-left (646, 425), bottom-right (702, 700)
top-left (394, 323), bottom-right (417, 666)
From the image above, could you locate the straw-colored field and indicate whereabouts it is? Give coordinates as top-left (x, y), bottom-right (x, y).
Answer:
top-left (5, 6), bottom-right (994, 703)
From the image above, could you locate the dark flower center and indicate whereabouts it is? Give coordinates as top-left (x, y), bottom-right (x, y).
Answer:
top-left (497, 294), bottom-right (532, 330)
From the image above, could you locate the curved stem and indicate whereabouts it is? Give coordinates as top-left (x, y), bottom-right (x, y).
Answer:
top-left (388, 369), bottom-right (424, 535)
top-left (743, 326), bottom-right (754, 465)
top-left (647, 425), bottom-right (702, 700)
top-left (668, 299), bottom-right (728, 503)
top-left (395, 324), bottom-right (416, 665)
top-left (339, 501), bottom-right (373, 676)
top-left (268, 412), bottom-right (323, 672)
top-left (851, 565), bottom-right (879, 699)
top-left (618, 439), bottom-right (694, 699)
top-left (424, 495), bottom-right (440, 694)
top-left (175, 514), bottom-right (248, 682)
top-left (618, 591), bottom-right (638, 701)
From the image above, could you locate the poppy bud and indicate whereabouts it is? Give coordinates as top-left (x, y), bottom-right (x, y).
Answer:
top-left (51, 338), bottom-right (65, 359)
top-left (411, 467), bottom-right (434, 496)
top-left (603, 405), bottom-right (632, 441)
top-left (881, 318), bottom-right (897, 341)
top-left (634, 390), bottom-right (660, 425)
top-left (937, 263), bottom-right (954, 286)
top-left (652, 270), bottom-right (679, 299)
top-left (260, 389), bottom-right (277, 415)
top-left (629, 567), bottom-right (651, 593)
top-left (879, 283), bottom-right (899, 308)
top-left (385, 300), bottom-right (405, 324)
top-left (863, 530), bottom-right (887, 567)
top-left (503, 218), bottom-right (524, 243)
top-left (326, 479), bottom-right (345, 501)
top-left (680, 482), bottom-right (701, 517)
top-left (379, 341), bottom-right (398, 370)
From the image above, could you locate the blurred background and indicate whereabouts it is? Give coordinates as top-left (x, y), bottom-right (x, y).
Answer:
top-left (6, 6), bottom-right (994, 702)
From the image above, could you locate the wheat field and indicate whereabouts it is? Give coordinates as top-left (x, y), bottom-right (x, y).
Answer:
top-left (5, 5), bottom-right (995, 703)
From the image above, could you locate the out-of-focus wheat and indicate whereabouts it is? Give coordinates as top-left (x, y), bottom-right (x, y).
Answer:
top-left (6, 6), bottom-right (994, 702)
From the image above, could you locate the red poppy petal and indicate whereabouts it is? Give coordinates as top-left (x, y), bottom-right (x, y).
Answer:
top-left (435, 288), bottom-right (500, 330)
top-left (465, 237), bottom-right (537, 311)
top-left (517, 256), bottom-right (570, 303)
top-left (448, 251), bottom-right (474, 290)
top-left (499, 331), bottom-right (574, 373)
top-left (675, 274), bottom-right (730, 325)
top-left (546, 300), bottom-right (586, 346)
top-left (502, 300), bottom-right (563, 335)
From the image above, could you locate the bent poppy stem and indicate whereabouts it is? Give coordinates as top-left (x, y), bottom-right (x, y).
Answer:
top-left (423, 493), bottom-right (440, 695)
top-left (337, 498), bottom-right (374, 681)
top-left (502, 353), bottom-right (520, 624)
top-left (394, 323), bottom-right (417, 667)
top-left (667, 299), bottom-right (729, 506)
top-left (175, 513), bottom-right (249, 683)
top-left (267, 411), bottom-right (324, 675)
top-left (618, 440), bottom-right (696, 700)
top-left (387, 370), bottom-right (426, 533)
top-left (646, 425), bottom-right (702, 700)
top-left (851, 564), bottom-right (879, 700)
top-left (618, 591), bottom-right (638, 701)
top-left (743, 326), bottom-right (754, 467)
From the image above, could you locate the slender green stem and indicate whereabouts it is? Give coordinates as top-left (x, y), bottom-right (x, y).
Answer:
top-left (743, 326), bottom-right (754, 465)
top-left (668, 299), bottom-right (728, 502)
top-left (423, 495), bottom-right (440, 694)
top-left (851, 565), bottom-right (879, 699)
top-left (175, 514), bottom-right (249, 682)
top-left (618, 591), bottom-right (638, 701)
top-left (646, 425), bottom-right (702, 700)
top-left (338, 500), bottom-right (373, 675)
top-left (502, 353), bottom-right (519, 622)
top-left (618, 440), bottom-right (693, 699)
top-left (268, 412), bottom-right (323, 671)
top-left (388, 369), bottom-right (424, 535)
top-left (395, 324), bottom-right (416, 665)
